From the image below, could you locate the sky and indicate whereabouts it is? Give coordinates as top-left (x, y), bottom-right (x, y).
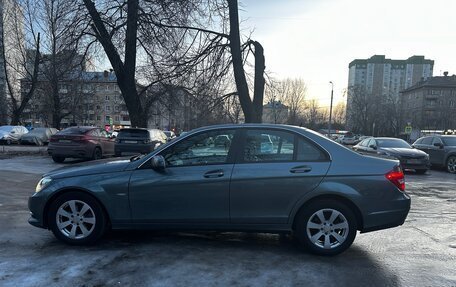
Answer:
top-left (240, 0), bottom-right (456, 108)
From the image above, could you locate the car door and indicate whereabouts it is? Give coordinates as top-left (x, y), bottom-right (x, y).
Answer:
top-left (429, 137), bottom-right (445, 165)
top-left (364, 138), bottom-right (377, 154)
top-left (128, 128), bottom-right (238, 223)
top-left (99, 129), bottom-right (115, 155)
top-left (229, 128), bottom-right (331, 224)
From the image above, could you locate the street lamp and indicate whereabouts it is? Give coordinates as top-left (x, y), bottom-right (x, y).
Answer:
top-left (328, 81), bottom-right (334, 139)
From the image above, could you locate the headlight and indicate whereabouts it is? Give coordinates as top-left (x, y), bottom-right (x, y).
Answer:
top-left (35, 177), bottom-right (52, 193)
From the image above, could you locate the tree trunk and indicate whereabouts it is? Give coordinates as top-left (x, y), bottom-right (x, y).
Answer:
top-left (228, 0), bottom-right (264, 123)
top-left (228, 0), bottom-right (254, 123)
top-left (251, 41), bottom-right (265, 123)
top-left (83, 0), bottom-right (147, 128)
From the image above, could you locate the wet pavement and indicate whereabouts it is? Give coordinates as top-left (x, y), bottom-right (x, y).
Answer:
top-left (0, 156), bottom-right (455, 286)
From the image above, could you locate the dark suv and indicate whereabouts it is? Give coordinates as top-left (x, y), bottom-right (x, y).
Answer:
top-left (412, 135), bottom-right (456, 173)
top-left (114, 128), bottom-right (167, 156)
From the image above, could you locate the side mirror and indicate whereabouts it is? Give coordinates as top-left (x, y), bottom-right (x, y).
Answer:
top-left (151, 155), bottom-right (166, 171)
top-left (369, 144), bottom-right (377, 150)
top-left (433, 142), bottom-right (444, 148)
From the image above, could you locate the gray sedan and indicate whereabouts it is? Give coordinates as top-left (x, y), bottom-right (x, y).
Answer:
top-left (28, 124), bottom-right (410, 256)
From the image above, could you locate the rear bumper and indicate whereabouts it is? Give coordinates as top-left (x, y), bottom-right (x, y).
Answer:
top-left (361, 193), bottom-right (411, 233)
top-left (48, 144), bottom-right (92, 158)
top-left (399, 159), bottom-right (430, 170)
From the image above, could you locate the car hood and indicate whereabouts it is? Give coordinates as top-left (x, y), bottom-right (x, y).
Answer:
top-left (380, 147), bottom-right (427, 157)
top-left (0, 130), bottom-right (11, 138)
top-left (44, 158), bottom-right (132, 179)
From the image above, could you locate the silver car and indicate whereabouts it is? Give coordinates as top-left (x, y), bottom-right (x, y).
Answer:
top-left (0, 125), bottom-right (29, 144)
top-left (29, 124), bottom-right (410, 256)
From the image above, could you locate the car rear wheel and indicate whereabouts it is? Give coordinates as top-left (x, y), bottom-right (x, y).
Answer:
top-left (295, 200), bottom-right (357, 256)
top-left (92, 147), bottom-right (102, 160)
top-left (447, 156), bottom-right (456, 173)
top-left (52, 156), bottom-right (65, 163)
top-left (48, 192), bottom-right (107, 245)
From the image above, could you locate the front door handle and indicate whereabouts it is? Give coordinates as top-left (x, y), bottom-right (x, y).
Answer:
top-left (204, 169), bottom-right (224, 178)
top-left (290, 166), bottom-right (312, 173)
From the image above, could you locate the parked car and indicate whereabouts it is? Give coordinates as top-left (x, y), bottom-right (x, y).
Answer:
top-left (340, 133), bottom-right (357, 145)
top-left (0, 125), bottom-right (29, 144)
top-left (412, 135), bottom-right (456, 173)
top-left (163, 130), bottom-right (176, 141)
top-left (20, 127), bottom-right (58, 146)
top-left (29, 124), bottom-right (410, 255)
top-left (48, 126), bottom-right (115, 163)
top-left (353, 137), bottom-right (430, 174)
top-left (114, 128), bottom-right (167, 157)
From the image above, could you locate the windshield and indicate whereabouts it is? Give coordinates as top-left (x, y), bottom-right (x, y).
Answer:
top-left (377, 138), bottom-right (412, 148)
top-left (442, 137), bottom-right (456, 146)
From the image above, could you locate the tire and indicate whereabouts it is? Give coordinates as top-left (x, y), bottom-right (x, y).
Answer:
top-left (92, 147), bottom-right (102, 160)
top-left (447, 156), bottom-right (456, 174)
top-left (415, 169), bottom-right (427, 174)
top-left (294, 200), bottom-right (357, 256)
top-left (47, 191), bottom-right (108, 245)
top-left (52, 156), bottom-right (65, 163)
top-left (6, 139), bottom-right (11, 145)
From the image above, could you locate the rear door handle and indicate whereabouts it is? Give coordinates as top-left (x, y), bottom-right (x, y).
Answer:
top-left (290, 166), bottom-right (312, 173)
top-left (204, 169), bottom-right (224, 178)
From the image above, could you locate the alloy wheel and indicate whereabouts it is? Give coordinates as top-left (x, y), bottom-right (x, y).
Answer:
top-left (306, 208), bottom-right (349, 249)
top-left (56, 200), bottom-right (96, 239)
top-left (447, 157), bottom-right (456, 173)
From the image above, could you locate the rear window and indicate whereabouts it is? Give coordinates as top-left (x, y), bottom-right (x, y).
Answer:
top-left (58, 127), bottom-right (92, 135)
top-left (118, 129), bottom-right (149, 138)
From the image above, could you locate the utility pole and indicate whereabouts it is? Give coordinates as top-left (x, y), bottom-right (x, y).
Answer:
top-left (328, 81), bottom-right (334, 138)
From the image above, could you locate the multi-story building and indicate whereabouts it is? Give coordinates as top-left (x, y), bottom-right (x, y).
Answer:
top-left (0, 0), bottom-right (24, 124)
top-left (400, 72), bottom-right (456, 132)
top-left (22, 71), bottom-right (131, 129)
top-left (262, 100), bottom-right (289, 124)
top-left (346, 55), bottom-right (434, 130)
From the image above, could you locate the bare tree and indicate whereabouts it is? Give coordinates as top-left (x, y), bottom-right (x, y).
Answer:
top-left (0, 0), bottom-right (43, 125)
top-left (82, 0), bottom-right (266, 126)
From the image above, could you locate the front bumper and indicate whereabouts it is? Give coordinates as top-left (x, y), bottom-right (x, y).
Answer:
top-left (28, 193), bottom-right (48, 229)
top-left (399, 158), bottom-right (430, 170)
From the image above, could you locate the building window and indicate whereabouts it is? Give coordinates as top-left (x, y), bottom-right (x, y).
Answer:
top-left (105, 95), bottom-right (110, 101)
top-left (96, 105), bottom-right (101, 110)
top-left (115, 116), bottom-right (120, 121)
top-left (450, 101), bottom-right (455, 107)
top-left (105, 105), bottom-right (111, 111)
top-left (105, 115), bottom-right (110, 121)
top-left (96, 115), bottom-right (101, 121)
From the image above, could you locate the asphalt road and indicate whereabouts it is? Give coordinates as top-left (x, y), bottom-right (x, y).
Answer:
top-left (0, 156), bottom-right (455, 287)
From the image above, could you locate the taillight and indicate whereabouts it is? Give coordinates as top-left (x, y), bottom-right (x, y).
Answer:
top-left (385, 166), bottom-right (405, 191)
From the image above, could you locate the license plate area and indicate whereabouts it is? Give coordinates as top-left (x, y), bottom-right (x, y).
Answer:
top-left (124, 140), bottom-right (138, 144)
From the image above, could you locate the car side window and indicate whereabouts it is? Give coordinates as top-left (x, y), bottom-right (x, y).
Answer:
top-left (89, 129), bottom-right (100, 137)
top-left (414, 138), bottom-right (422, 145)
top-left (296, 136), bottom-right (327, 161)
top-left (421, 137), bottom-right (433, 145)
top-left (432, 137), bottom-right (443, 145)
top-left (367, 139), bottom-right (376, 148)
top-left (359, 139), bottom-right (368, 147)
top-left (160, 129), bottom-right (235, 167)
top-left (243, 129), bottom-right (295, 162)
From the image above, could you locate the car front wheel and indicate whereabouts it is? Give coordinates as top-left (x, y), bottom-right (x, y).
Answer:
top-left (48, 192), bottom-right (107, 245)
top-left (447, 156), bottom-right (456, 173)
top-left (295, 200), bottom-right (357, 256)
top-left (52, 156), bottom-right (65, 163)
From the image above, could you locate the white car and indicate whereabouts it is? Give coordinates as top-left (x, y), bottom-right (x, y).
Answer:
top-left (340, 134), bottom-right (357, 145)
top-left (0, 125), bottom-right (29, 144)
